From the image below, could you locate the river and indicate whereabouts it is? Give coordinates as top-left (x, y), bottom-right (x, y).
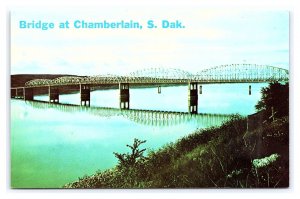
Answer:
top-left (11, 83), bottom-right (267, 188)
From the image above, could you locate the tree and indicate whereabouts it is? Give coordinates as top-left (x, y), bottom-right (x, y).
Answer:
top-left (255, 82), bottom-right (289, 120)
top-left (113, 138), bottom-right (147, 168)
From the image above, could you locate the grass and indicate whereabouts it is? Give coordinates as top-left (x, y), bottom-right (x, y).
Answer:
top-left (64, 113), bottom-right (289, 188)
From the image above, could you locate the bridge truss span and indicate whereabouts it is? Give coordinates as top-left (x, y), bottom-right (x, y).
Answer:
top-left (52, 76), bottom-right (85, 86)
top-left (25, 79), bottom-right (53, 87)
top-left (129, 68), bottom-right (193, 79)
top-left (193, 64), bottom-right (289, 83)
top-left (23, 64), bottom-right (289, 88)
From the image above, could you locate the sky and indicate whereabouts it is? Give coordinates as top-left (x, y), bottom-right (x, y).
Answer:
top-left (10, 7), bottom-right (289, 75)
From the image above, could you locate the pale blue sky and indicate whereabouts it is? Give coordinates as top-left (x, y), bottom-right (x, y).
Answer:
top-left (11, 8), bottom-right (289, 75)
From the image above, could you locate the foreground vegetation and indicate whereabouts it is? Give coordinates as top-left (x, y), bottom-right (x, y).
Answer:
top-left (64, 82), bottom-right (289, 188)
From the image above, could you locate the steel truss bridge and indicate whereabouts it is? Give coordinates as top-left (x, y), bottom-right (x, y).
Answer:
top-left (24, 64), bottom-right (289, 88)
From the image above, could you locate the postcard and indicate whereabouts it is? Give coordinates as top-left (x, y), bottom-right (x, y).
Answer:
top-left (10, 7), bottom-right (289, 188)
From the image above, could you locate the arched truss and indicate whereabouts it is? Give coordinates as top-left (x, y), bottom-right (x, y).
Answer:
top-left (194, 64), bottom-right (289, 82)
top-left (24, 64), bottom-right (289, 87)
top-left (84, 74), bottom-right (131, 84)
top-left (51, 76), bottom-right (85, 86)
top-left (25, 79), bottom-right (52, 87)
top-left (129, 68), bottom-right (192, 79)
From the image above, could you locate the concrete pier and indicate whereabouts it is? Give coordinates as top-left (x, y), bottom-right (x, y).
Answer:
top-left (249, 85), bottom-right (252, 95)
top-left (119, 83), bottom-right (130, 109)
top-left (188, 82), bottom-right (198, 114)
top-left (49, 86), bottom-right (59, 103)
top-left (80, 84), bottom-right (90, 106)
top-left (199, 85), bottom-right (202, 94)
top-left (158, 85), bottom-right (161, 94)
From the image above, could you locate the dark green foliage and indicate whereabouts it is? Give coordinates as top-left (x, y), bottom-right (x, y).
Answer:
top-left (255, 82), bottom-right (289, 120)
top-left (113, 138), bottom-right (147, 169)
top-left (64, 115), bottom-right (288, 188)
top-left (112, 138), bottom-right (148, 188)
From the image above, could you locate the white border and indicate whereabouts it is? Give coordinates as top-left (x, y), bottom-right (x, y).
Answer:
top-left (1, 1), bottom-right (299, 199)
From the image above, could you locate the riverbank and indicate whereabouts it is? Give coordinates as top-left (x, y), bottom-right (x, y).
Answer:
top-left (64, 112), bottom-right (289, 188)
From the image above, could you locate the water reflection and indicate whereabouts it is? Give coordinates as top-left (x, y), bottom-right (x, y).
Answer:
top-left (26, 100), bottom-right (232, 128)
top-left (11, 83), bottom-right (266, 188)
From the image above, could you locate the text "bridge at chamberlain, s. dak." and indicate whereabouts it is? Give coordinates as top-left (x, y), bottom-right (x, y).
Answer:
top-left (11, 64), bottom-right (289, 114)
